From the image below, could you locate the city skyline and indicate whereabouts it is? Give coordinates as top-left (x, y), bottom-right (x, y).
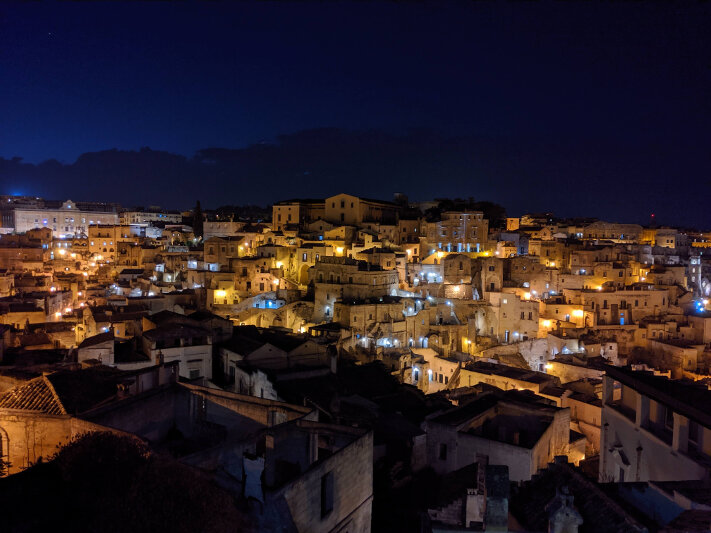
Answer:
top-left (2, 2), bottom-right (710, 227)
top-left (2, 3), bottom-right (711, 531)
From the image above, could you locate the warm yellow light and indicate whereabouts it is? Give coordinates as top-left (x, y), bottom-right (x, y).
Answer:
top-left (543, 320), bottom-right (551, 327)
top-left (50, 286), bottom-right (56, 292)
top-left (523, 292), bottom-right (531, 300)
top-left (58, 249), bottom-right (66, 256)
top-left (437, 251), bottom-right (444, 258)
top-left (299, 326), bottom-right (306, 333)
top-left (545, 363), bottom-right (553, 370)
top-left (572, 309), bottom-right (584, 318)
top-left (70, 253), bottom-right (76, 258)
top-left (77, 291), bottom-right (82, 296)
top-left (406, 249), bottom-right (412, 255)
top-left (276, 261), bottom-right (283, 268)
top-left (82, 272), bottom-right (88, 277)
top-left (550, 261), bottom-right (556, 267)
top-left (336, 247), bottom-right (344, 254)
top-left (453, 286), bottom-right (460, 293)
top-left (596, 286), bottom-right (602, 291)
top-left (215, 290), bottom-right (227, 298)
top-left (64, 307), bottom-right (72, 313)
top-left (55, 311), bottom-right (62, 317)
top-left (272, 279), bottom-right (280, 285)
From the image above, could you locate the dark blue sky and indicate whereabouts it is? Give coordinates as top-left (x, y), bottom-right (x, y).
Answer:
top-left (1, 2), bottom-right (710, 227)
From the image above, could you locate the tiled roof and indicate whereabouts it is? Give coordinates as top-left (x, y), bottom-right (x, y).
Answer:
top-left (0, 376), bottom-right (66, 414)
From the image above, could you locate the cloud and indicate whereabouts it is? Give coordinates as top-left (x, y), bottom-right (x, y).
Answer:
top-left (1, 128), bottom-right (709, 228)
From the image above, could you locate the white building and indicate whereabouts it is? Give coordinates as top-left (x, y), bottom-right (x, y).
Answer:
top-left (3, 198), bottom-right (119, 238)
top-left (120, 210), bottom-right (182, 225)
top-left (600, 366), bottom-right (711, 482)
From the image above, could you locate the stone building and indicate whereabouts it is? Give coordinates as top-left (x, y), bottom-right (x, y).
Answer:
top-left (309, 257), bottom-right (398, 322)
top-left (424, 389), bottom-right (571, 481)
top-left (421, 211), bottom-right (489, 254)
top-left (88, 225), bottom-right (138, 263)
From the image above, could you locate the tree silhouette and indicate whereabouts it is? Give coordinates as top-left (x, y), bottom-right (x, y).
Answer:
top-left (193, 200), bottom-right (204, 239)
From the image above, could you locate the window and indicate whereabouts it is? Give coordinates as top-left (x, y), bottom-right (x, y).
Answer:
top-left (439, 443), bottom-right (447, 460)
top-left (189, 369), bottom-right (201, 380)
top-left (321, 472), bottom-right (334, 517)
top-left (664, 406), bottom-right (674, 431)
top-left (689, 420), bottom-right (700, 452)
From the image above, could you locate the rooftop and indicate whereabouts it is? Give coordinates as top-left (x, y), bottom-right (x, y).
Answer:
top-left (605, 365), bottom-right (711, 428)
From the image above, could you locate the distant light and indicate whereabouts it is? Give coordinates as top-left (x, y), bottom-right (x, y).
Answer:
top-left (545, 363), bottom-right (553, 370)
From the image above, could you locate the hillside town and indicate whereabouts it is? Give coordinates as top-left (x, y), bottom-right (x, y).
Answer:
top-left (1, 191), bottom-right (710, 532)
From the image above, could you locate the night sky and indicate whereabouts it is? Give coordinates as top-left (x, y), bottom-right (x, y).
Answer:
top-left (1, 2), bottom-right (710, 228)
